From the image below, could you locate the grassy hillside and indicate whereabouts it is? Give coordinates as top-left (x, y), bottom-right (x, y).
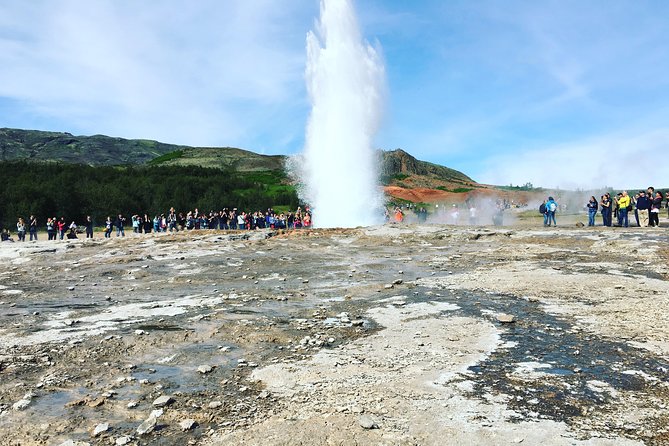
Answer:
top-left (149, 147), bottom-right (285, 172)
top-left (0, 128), bottom-right (183, 165)
top-left (0, 128), bottom-right (287, 171)
top-left (0, 128), bottom-right (485, 208)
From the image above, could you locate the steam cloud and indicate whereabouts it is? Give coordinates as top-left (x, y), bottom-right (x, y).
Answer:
top-left (299, 0), bottom-right (386, 228)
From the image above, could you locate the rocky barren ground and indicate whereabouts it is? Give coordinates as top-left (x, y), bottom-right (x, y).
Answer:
top-left (1, 223), bottom-right (669, 446)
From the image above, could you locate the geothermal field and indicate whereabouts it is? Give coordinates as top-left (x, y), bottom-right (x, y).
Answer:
top-left (1, 222), bottom-right (669, 445)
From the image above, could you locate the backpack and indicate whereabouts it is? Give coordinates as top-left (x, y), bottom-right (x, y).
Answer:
top-left (539, 203), bottom-right (546, 214)
top-left (549, 202), bottom-right (557, 212)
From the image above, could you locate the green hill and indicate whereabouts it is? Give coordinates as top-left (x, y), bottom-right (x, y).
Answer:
top-left (0, 128), bottom-right (180, 165)
top-left (0, 127), bottom-right (476, 187)
top-left (149, 147), bottom-right (286, 171)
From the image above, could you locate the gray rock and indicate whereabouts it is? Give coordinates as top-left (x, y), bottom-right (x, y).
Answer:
top-left (136, 415), bottom-right (158, 436)
top-left (12, 398), bottom-right (31, 411)
top-left (152, 395), bottom-right (174, 407)
top-left (197, 365), bottom-right (214, 374)
top-left (179, 418), bottom-right (197, 431)
top-left (208, 400), bottom-right (223, 409)
top-left (58, 441), bottom-right (90, 446)
top-left (358, 415), bottom-right (379, 429)
top-left (393, 279), bottom-right (403, 285)
top-left (115, 437), bottom-right (132, 446)
top-left (497, 314), bottom-right (516, 324)
top-left (92, 422), bottom-right (109, 437)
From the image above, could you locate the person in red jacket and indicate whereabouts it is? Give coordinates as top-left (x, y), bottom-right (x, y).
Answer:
top-left (57, 217), bottom-right (66, 240)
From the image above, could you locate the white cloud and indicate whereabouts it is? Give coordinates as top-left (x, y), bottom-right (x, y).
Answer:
top-left (478, 128), bottom-right (669, 190)
top-left (0, 0), bottom-right (313, 148)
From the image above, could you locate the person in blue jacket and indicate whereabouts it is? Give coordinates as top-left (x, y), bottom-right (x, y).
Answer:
top-left (545, 197), bottom-right (558, 227)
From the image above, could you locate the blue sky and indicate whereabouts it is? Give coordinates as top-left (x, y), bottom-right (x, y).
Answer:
top-left (1, 0), bottom-right (668, 189)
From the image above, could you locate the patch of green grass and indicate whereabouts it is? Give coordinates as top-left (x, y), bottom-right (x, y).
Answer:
top-left (436, 186), bottom-right (473, 193)
top-left (380, 173), bottom-right (411, 185)
top-left (148, 150), bottom-right (184, 165)
top-left (241, 170), bottom-right (288, 184)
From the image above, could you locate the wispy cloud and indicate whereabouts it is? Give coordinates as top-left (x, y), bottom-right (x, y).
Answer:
top-left (0, 0), bottom-right (313, 148)
top-left (478, 126), bottom-right (669, 190)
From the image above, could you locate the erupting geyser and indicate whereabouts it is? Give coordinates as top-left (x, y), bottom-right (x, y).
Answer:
top-left (302, 0), bottom-right (386, 228)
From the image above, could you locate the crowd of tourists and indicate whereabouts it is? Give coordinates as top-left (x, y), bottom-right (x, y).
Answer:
top-left (588, 187), bottom-right (666, 228)
top-left (540, 187), bottom-right (667, 228)
top-left (2, 207), bottom-right (313, 242)
top-left (3, 188), bottom-right (668, 242)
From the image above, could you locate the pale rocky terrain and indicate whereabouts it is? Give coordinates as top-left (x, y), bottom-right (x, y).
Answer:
top-left (0, 221), bottom-right (668, 445)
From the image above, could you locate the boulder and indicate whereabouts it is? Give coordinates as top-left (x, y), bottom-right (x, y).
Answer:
top-left (179, 419), bottom-right (197, 431)
top-left (152, 395), bottom-right (174, 407)
top-left (358, 415), bottom-right (379, 429)
top-left (92, 423), bottom-right (109, 437)
top-left (496, 314), bottom-right (516, 324)
top-left (136, 416), bottom-right (157, 436)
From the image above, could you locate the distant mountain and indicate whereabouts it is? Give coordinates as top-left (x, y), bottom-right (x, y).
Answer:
top-left (0, 128), bottom-right (477, 193)
top-left (380, 149), bottom-right (475, 185)
top-left (0, 128), bottom-right (179, 165)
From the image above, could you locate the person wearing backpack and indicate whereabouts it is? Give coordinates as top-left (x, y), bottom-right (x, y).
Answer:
top-left (539, 200), bottom-right (548, 226)
top-left (545, 197), bottom-right (558, 227)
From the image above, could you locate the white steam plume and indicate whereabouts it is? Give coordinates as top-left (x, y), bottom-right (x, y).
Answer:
top-left (300, 0), bottom-right (386, 228)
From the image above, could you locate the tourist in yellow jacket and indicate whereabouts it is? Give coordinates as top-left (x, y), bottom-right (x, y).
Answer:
top-left (617, 191), bottom-right (631, 227)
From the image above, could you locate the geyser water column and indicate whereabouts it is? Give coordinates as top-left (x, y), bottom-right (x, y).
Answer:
top-left (302, 0), bottom-right (385, 228)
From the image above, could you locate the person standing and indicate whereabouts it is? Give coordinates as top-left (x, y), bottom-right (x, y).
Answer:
top-left (636, 191), bottom-right (650, 227)
top-left (131, 215), bottom-right (140, 234)
top-left (85, 216), bottom-right (94, 238)
top-left (29, 215), bottom-right (38, 240)
top-left (168, 208), bottom-right (178, 232)
top-left (468, 205), bottom-right (477, 225)
top-left (545, 196), bottom-right (558, 227)
top-left (650, 191), bottom-right (663, 227)
top-left (16, 218), bottom-right (26, 242)
top-left (143, 214), bottom-right (152, 234)
top-left (114, 214), bottom-right (125, 237)
top-left (57, 217), bottom-right (66, 240)
top-left (104, 217), bottom-right (112, 238)
top-left (587, 196), bottom-right (598, 226)
top-left (612, 193), bottom-right (621, 224)
top-left (46, 218), bottom-right (56, 240)
top-left (617, 191), bottom-right (630, 228)
top-left (600, 194), bottom-right (612, 226)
